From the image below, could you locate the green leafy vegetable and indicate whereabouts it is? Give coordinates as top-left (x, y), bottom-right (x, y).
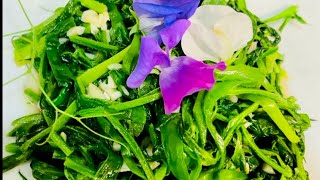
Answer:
top-left (3, 0), bottom-right (310, 180)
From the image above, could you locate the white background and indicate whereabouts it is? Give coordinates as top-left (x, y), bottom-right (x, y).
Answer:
top-left (3, 0), bottom-right (320, 179)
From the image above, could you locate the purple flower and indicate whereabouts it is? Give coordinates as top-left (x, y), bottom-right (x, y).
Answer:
top-left (160, 58), bottom-right (226, 114)
top-left (127, 0), bottom-right (226, 114)
top-left (133, 0), bottom-right (200, 40)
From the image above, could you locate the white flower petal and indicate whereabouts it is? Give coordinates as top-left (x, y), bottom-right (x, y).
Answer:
top-left (181, 22), bottom-right (230, 61)
top-left (213, 12), bottom-right (253, 51)
top-left (189, 5), bottom-right (236, 29)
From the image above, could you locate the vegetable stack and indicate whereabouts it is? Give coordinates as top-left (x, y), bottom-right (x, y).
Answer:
top-left (3, 0), bottom-right (310, 179)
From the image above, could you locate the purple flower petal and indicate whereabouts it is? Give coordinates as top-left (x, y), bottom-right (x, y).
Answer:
top-left (133, 3), bottom-right (182, 17)
top-left (164, 14), bottom-right (178, 26)
top-left (133, 0), bottom-right (200, 34)
top-left (127, 37), bottom-right (170, 88)
top-left (159, 19), bottom-right (191, 50)
top-left (213, 61), bottom-right (227, 71)
top-left (178, 0), bottom-right (200, 19)
top-left (160, 57), bottom-right (225, 114)
top-left (134, 1), bottom-right (200, 19)
top-left (135, 0), bottom-right (199, 11)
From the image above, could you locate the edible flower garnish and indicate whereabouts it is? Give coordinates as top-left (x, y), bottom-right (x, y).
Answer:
top-left (133, 0), bottom-right (200, 40)
top-left (127, 0), bottom-right (226, 114)
top-left (182, 5), bottom-right (253, 61)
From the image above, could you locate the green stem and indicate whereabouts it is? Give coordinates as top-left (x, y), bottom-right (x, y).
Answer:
top-left (64, 157), bottom-right (96, 178)
top-left (243, 94), bottom-right (300, 143)
top-left (77, 46), bottom-right (130, 88)
top-left (263, 6), bottom-right (298, 23)
top-left (79, 0), bottom-right (107, 13)
top-left (52, 101), bottom-right (78, 131)
top-left (69, 35), bottom-right (119, 51)
top-left (241, 126), bottom-right (292, 177)
top-left (292, 143), bottom-right (307, 179)
top-left (51, 132), bottom-right (74, 156)
top-left (229, 88), bottom-right (295, 110)
top-left (110, 91), bottom-right (162, 111)
top-left (193, 91), bottom-right (207, 147)
top-left (20, 127), bottom-right (52, 152)
top-left (106, 116), bottom-right (155, 180)
top-left (223, 103), bottom-right (259, 146)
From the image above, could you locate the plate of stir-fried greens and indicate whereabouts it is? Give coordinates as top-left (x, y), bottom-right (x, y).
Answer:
top-left (3, 0), bottom-right (320, 179)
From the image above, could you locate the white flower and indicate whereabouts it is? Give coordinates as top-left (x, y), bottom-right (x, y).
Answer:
top-left (181, 5), bottom-right (253, 62)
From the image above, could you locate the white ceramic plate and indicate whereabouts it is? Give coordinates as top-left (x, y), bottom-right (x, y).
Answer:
top-left (3, 0), bottom-right (320, 179)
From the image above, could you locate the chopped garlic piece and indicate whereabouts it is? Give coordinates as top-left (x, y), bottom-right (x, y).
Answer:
top-left (85, 52), bottom-right (95, 59)
top-left (101, 23), bottom-right (107, 31)
top-left (105, 30), bottom-right (111, 43)
top-left (87, 83), bottom-right (108, 99)
top-left (267, 35), bottom-right (276, 42)
top-left (67, 26), bottom-right (85, 37)
top-left (81, 10), bottom-right (99, 25)
top-left (120, 85), bottom-right (130, 96)
top-left (99, 82), bottom-right (109, 92)
top-left (90, 24), bottom-right (99, 35)
top-left (81, 10), bottom-right (110, 34)
top-left (60, 132), bottom-right (67, 142)
top-left (109, 91), bottom-right (122, 101)
top-left (103, 92), bottom-right (111, 101)
top-left (245, 163), bottom-right (250, 174)
top-left (107, 76), bottom-right (117, 89)
top-left (146, 145), bottom-right (153, 156)
top-left (120, 163), bottom-right (130, 172)
top-left (59, 38), bottom-right (68, 44)
top-left (262, 163), bottom-right (276, 174)
top-left (244, 121), bottom-right (252, 128)
top-left (112, 142), bottom-right (121, 151)
top-left (94, 76), bottom-right (123, 101)
top-left (149, 161), bottom-right (160, 170)
top-left (248, 113), bottom-right (254, 119)
top-left (229, 95), bottom-right (238, 103)
top-left (98, 12), bottom-right (110, 30)
top-left (108, 63), bottom-right (122, 70)
top-left (248, 41), bottom-right (258, 53)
